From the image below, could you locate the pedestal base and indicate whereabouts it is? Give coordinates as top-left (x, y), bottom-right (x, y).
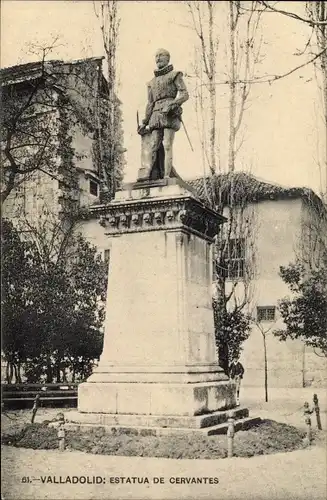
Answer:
top-left (77, 379), bottom-right (236, 416)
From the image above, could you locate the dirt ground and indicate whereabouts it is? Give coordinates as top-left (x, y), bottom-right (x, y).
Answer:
top-left (1, 441), bottom-right (326, 500)
top-left (1, 387), bottom-right (326, 500)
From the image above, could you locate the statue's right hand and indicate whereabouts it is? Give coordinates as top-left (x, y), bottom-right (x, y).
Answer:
top-left (137, 125), bottom-right (148, 136)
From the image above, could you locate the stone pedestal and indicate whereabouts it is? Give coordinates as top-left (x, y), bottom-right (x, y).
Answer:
top-left (69, 178), bottom-right (239, 432)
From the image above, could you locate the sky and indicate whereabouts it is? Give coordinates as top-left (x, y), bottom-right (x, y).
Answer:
top-left (1, 1), bottom-right (325, 195)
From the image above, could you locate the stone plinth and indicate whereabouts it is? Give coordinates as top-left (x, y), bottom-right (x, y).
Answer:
top-left (71, 178), bottom-right (238, 431)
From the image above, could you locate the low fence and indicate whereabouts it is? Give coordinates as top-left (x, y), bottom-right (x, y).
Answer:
top-left (2, 383), bottom-right (78, 410)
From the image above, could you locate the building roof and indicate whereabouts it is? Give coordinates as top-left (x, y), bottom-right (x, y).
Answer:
top-left (188, 172), bottom-right (325, 211)
top-left (0, 56), bottom-right (105, 87)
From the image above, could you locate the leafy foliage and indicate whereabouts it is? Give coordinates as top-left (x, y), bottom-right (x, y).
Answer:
top-left (275, 261), bottom-right (327, 356)
top-left (1, 219), bottom-right (108, 383)
top-left (213, 300), bottom-right (251, 373)
top-left (1, 220), bottom-right (32, 382)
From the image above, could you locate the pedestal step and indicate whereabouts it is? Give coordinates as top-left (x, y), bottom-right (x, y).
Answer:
top-left (66, 407), bottom-right (249, 430)
top-left (64, 408), bottom-right (261, 436)
top-left (205, 416), bottom-right (262, 435)
top-left (64, 416), bottom-right (261, 437)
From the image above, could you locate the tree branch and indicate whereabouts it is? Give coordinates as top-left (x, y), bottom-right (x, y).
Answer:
top-left (197, 47), bottom-right (326, 87)
top-left (258, 1), bottom-right (327, 26)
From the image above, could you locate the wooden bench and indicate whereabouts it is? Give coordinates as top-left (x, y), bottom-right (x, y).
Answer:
top-left (2, 384), bottom-right (78, 409)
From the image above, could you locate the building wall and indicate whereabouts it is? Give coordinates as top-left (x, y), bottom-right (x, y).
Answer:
top-left (71, 122), bottom-right (95, 174)
top-left (2, 169), bottom-right (60, 226)
top-left (241, 198), bottom-right (327, 388)
top-left (2, 96), bottom-right (62, 227)
top-left (78, 172), bottom-right (100, 208)
top-left (77, 217), bottom-right (112, 260)
top-left (77, 195), bottom-right (327, 389)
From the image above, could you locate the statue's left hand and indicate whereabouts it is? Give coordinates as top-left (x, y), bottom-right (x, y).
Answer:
top-left (167, 103), bottom-right (182, 118)
top-left (167, 102), bottom-right (178, 113)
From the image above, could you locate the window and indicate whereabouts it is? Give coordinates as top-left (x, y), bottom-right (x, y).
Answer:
top-left (89, 179), bottom-right (98, 196)
top-left (225, 238), bottom-right (245, 280)
top-left (104, 249), bottom-right (110, 266)
top-left (257, 306), bottom-right (276, 322)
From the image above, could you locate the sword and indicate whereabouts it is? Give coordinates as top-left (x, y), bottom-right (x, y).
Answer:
top-left (137, 111), bottom-right (140, 129)
top-left (181, 118), bottom-right (194, 152)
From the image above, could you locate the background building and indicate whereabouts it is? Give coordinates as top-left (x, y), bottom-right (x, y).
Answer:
top-left (1, 57), bottom-right (124, 227)
top-left (191, 173), bottom-right (327, 388)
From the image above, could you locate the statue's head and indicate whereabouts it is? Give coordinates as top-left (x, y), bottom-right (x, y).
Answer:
top-left (155, 48), bottom-right (170, 69)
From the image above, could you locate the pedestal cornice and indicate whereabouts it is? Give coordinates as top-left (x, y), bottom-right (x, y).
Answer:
top-left (86, 192), bottom-right (226, 241)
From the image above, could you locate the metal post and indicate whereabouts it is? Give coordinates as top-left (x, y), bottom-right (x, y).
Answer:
top-left (58, 424), bottom-right (66, 452)
top-left (31, 394), bottom-right (40, 424)
top-left (227, 416), bottom-right (235, 458)
top-left (313, 394), bottom-right (322, 430)
top-left (303, 401), bottom-right (313, 446)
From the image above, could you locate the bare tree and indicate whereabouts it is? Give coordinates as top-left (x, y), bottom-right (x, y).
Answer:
top-left (0, 41), bottom-right (62, 204)
top-left (306, 2), bottom-right (327, 200)
top-left (227, 1), bottom-right (263, 172)
top-left (251, 1), bottom-right (327, 200)
top-left (258, 1), bottom-right (327, 27)
top-left (187, 1), bottom-right (218, 174)
top-left (253, 317), bottom-right (277, 402)
top-left (213, 176), bottom-right (258, 372)
top-left (187, 1), bottom-right (263, 175)
top-left (187, 1), bottom-right (262, 371)
top-left (1, 44), bottom-right (114, 210)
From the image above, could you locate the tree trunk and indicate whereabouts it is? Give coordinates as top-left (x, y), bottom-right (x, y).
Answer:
top-left (219, 341), bottom-right (229, 374)
top-left (317, 2), bottom-right (327, 199)
top-left (228, 1), bottom-right (237, 172)
top-left (46, 357), bottom-right (53, 383)
top-left (214, 299), bottom-right (230, 374)
top-left (321, 49), bottom-right (327, 199)
top-left (13, 363), bottom-right (19, 384)
top-left (6, 361), bottom-right (14, 384)
top-left (16, 360), bottom-right (22, 383)
top-left (208, 0), bottom-right (217, 173)
top-left (55, 359), bottom-right (61, 383)
top-left (302, 343), bottom-right (306, 388)
top-left (263, 332), bottom-right (268, 402)
top-left (6, 362), bottom-right (9, 384)
top-left (214, 270), bottom-right (231, 374)
top-left (306, 0), bottom-right (327, 200)
top-left (81, 361), bottom-right (85, 381)
top-left (97, 0), bottom-right (120, 199)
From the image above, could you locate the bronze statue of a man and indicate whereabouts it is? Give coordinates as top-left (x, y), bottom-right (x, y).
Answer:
top-left (137, 48), bottom-right (189, 181)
